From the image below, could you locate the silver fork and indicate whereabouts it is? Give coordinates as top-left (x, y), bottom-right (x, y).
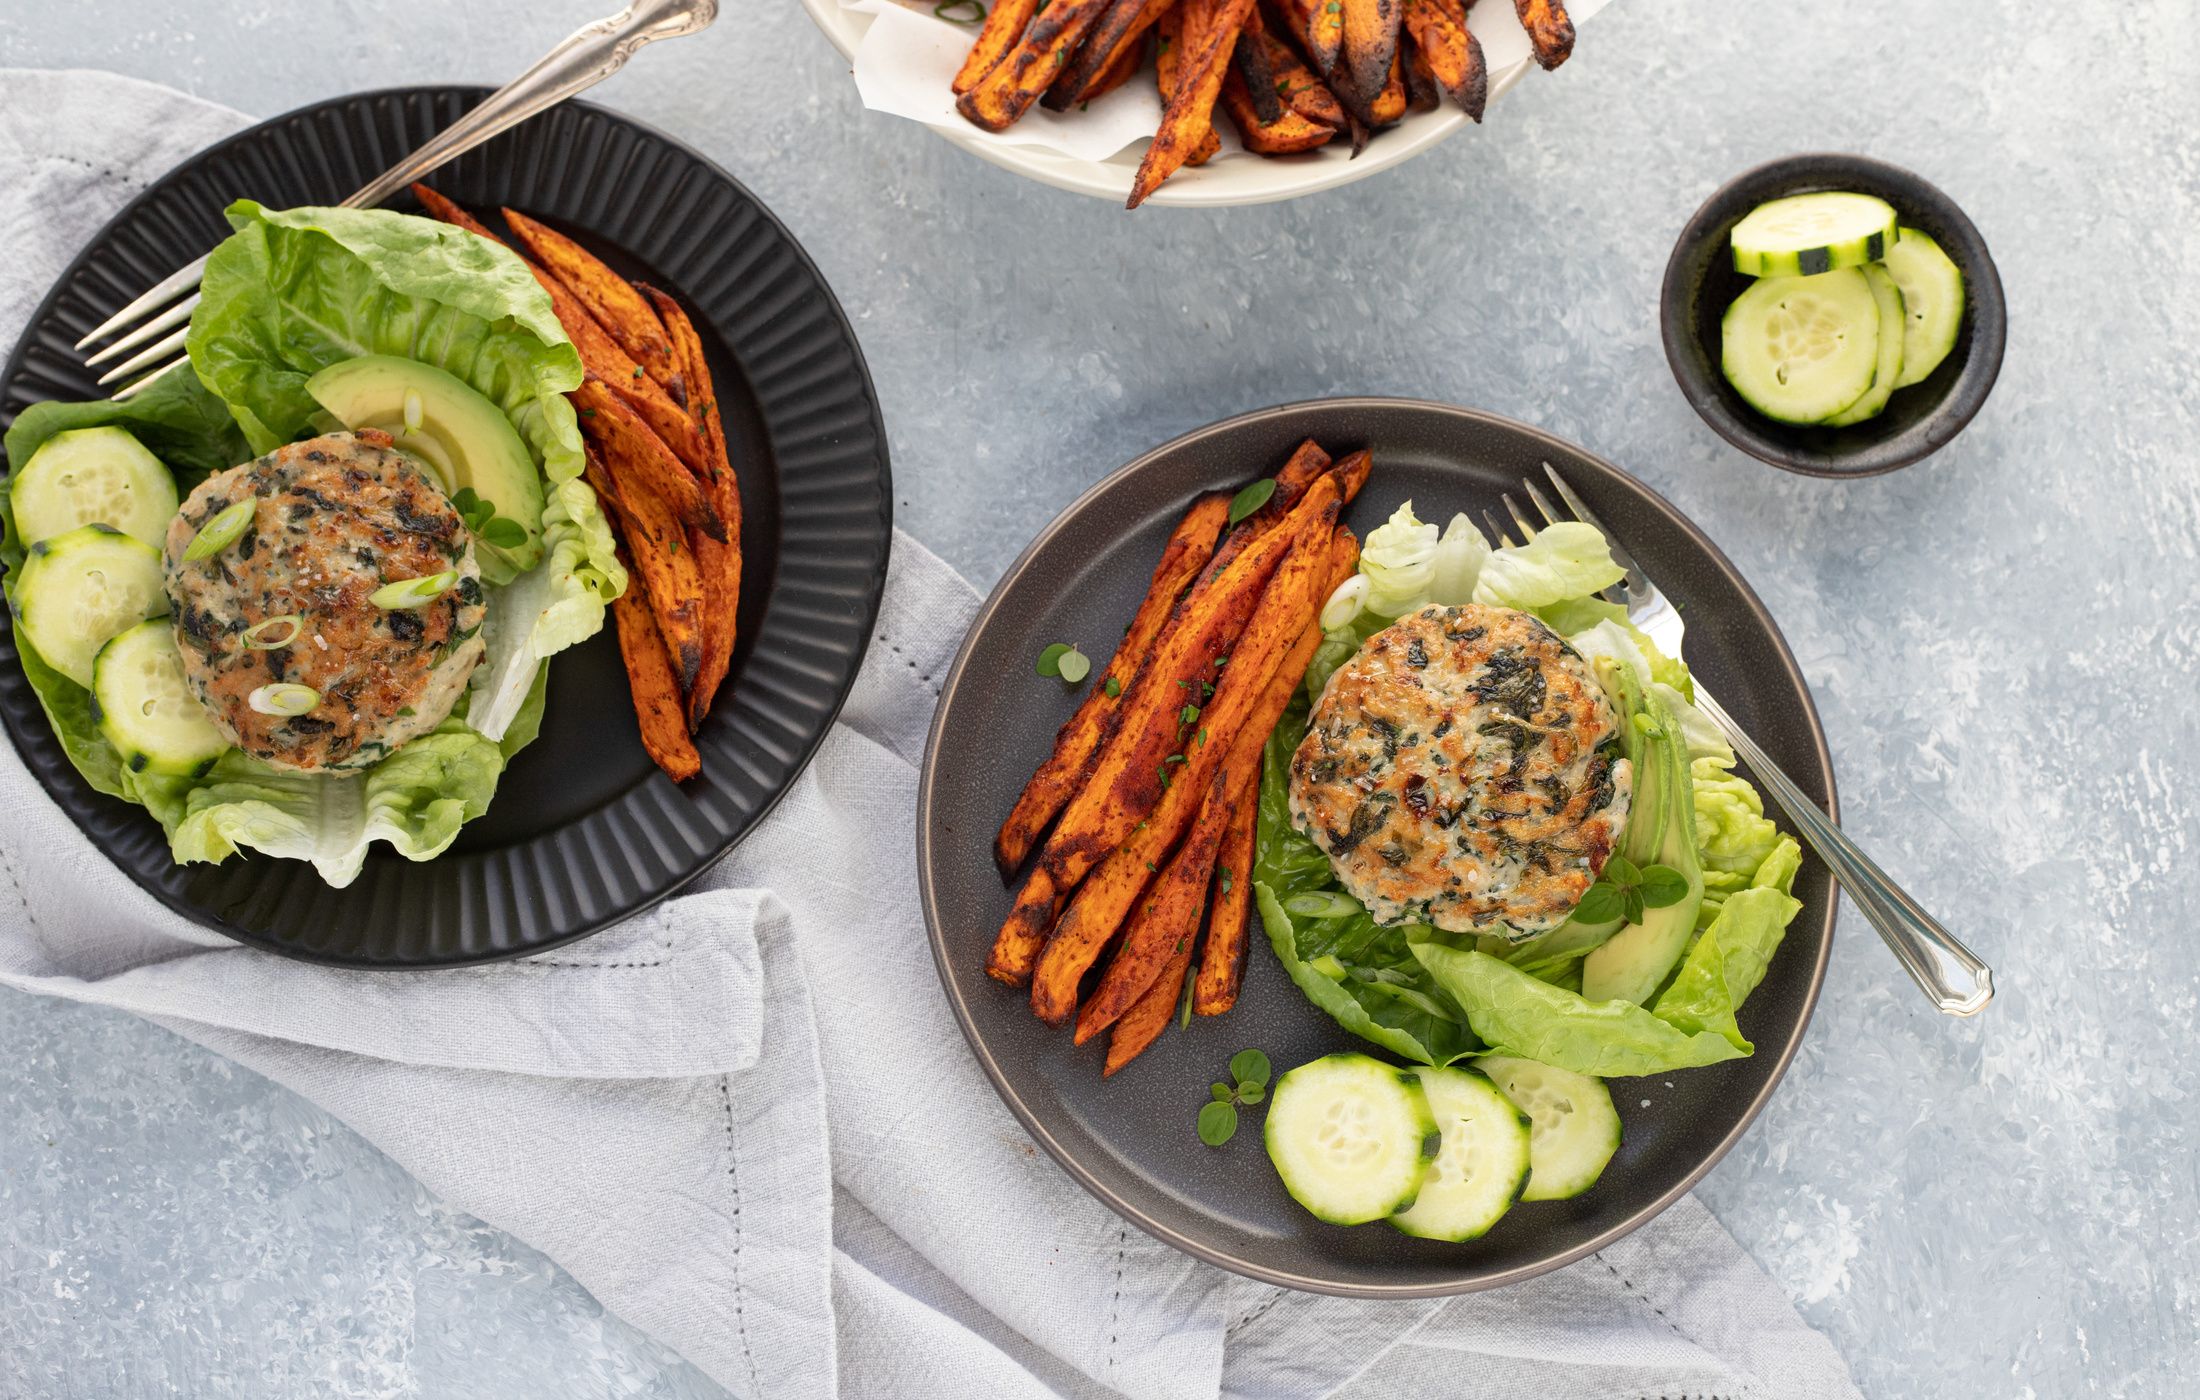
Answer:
top-left (82, 0), bottom-right (719, 397)
top-left (1487, 465), bottom-right (1994, 1017)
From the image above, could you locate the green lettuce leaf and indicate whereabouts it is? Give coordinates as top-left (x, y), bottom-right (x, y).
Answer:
top-left (186, 200), bottom-right (622, 738)
top-left (1471, 521), bottom-right (1626, 610)
top-left (1694, 755), bottom-right (1785, 877)
top-left (1649, 841), bottom-right (1804, 1052)
top-left (1357, 499), bottom-right (1440, 616)
top-left (1409, 937), bottom-right (1747, 1076)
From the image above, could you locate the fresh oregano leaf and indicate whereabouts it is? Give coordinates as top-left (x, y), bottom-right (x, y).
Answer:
top-left (1226, 478), bottom-right (1277, 526)
top-left (1230, 1048), bottom-right (1272, 1089)
top-left (1197, 1100), bottom-right (1239, 1147)
top-left (1036, 642), bottom-right (1071, 678)
top-left (1637, 863), bottom-right (1690, 909)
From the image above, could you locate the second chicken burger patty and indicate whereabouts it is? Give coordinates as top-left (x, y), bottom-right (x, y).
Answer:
top-left (162, 429), bottom-right (487, 772)
top-left (1288, 603), bottom-right (1631, 937)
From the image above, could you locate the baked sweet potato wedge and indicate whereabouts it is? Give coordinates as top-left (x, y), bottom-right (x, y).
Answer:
top-left (994, 490), bottom-right (1231, 878)
top-left (953, 0), bottom-right (1043, 93)
top-left (1402, 0), bottom-right (1485, 119)
top-left (1402, 34), bottom-right (1441, 112)
top-left (503, 208), bottom-right (683, 399)
top-left (1073, 769), bottom-right (1235, 1040)
top-left (1337, 0), bottom-right (1401, 123)
top-left (1370, 45), bottom-right (1408, 124)
top-left (1221, 68), bottom-right (1338, 154)
top-left (1046, 0), bottom-right (1167, 110)
top-left (988, 469), bottom-right (1341, 985)
top-left (956, 0), bottom-right (1116, 131)
top-left (641, 285), bottom-right (743, 729)
top-left (412, 187), bottom-right (705, 471)
top-left (571, 378), bottom-right (722, 542)
top-left (610, 548), bottom-right (702, 783)
top-left (1515, 0), bottom-right (1574, 69)
top-left (585, 445), bottom-right (704, 697)
top-left (1104, 917), bottom-right (1198, 1075)
top-left (1129, 0), bottom-right (1257, 207)
top-left (1030, 503), bottom-right (1339, 1023)
top-left (1262, 30), bottom-right (1347, 127)
top-left (1155, 5), bottom-right (1222, 168)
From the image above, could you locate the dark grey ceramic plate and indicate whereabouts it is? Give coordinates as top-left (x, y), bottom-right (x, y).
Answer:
top-left (918, 399), bottom-right (1837, 1295)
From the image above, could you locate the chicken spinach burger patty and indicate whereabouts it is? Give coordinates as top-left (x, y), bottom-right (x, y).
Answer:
top-left (161, 429), bottom-right (487, 773)
top-left (1288, 603), bottom-right (1631, 937)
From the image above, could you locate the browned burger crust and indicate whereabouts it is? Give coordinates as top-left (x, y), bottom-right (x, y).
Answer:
top-left (1288, 603), bottom-right (1630, 936)
top-left (161, 430), bottom-right (487, 773)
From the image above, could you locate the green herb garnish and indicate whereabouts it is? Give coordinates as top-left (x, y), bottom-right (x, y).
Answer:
top-left (1575, 855), bottom-right (1690, 925)
top-left (1197, 1049), bottom-right (1273, 1146)
top-left (1037, 642), bottom-right (1090, 683)
top-left (1104, 676), bottom-right (1121, 698)
top-left (1226, 478), bottom-right (1276, 527)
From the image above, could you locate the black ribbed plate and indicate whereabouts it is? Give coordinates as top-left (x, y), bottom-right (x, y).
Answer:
top-left (0, 88), bottom-right (891, 966)
top-left (920, 400), bottom-right (1834, 1295)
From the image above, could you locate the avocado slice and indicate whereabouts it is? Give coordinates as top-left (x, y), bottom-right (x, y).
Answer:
top-left (1579, 664), bottom-right (1707, 1007)
top-left (306, 354), bottom-right (545, 581)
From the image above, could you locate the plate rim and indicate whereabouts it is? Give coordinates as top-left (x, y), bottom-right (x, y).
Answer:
top-left (0, 85), bottom-right (893, 968)
top-left (915, 396), bottom-right (1837, 1296)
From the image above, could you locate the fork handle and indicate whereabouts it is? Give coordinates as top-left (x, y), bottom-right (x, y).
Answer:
top-left (342, 0), bottom-right (719, 210)
top-left (1691, 688), bottom-right (1994, 1017)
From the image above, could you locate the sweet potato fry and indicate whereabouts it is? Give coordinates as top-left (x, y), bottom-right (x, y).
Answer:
top-left (1371, 45), bottom-right (1408, 123)
top-left (1046, 0), bottom-right (1161, 110)
top-left (502, 208), bottom-right (682, 398)
top-left (1195, 438), bottom-right (1329, 590)
top-left (641, 285), bottom-right (743, 729)
top-left (1196, 777), bottom-right (1259, 1015)
top-left (953, 0), bottom-right (1042, 93)
top-left (1154, 4), bottom-right (1221, 168)
top-left (1195, 528), bottom-right (1358, 1015)
top-left (572, 378), bottom-right (723, 542)
top-left (1030, 505), bottom-right (1339, 1023)
top-left (1222, 67), bottom-right (1338, 153)
top-left (1129, 0), bottom-right (1256, 207)
top-left (1402, 0), bottom-right (1485, 119)
top-left (994, 491), bottom-right (1231, 878)
top-left (988, 469), bottom-right (1342, 986)
top-left (1234, 13), bottom-right (1286, 125)
top-left (956, 0), bottom-right (1115, 132)
top-left (611, 548), bottom-right (702, 783)
top-left (1402, 34), bottom-right (1440, 112)
top-left (1081, 0), bottom-right (1175, 100)
top-left (1262, 30), bottom-right (1346, 126)
top-left (1104, 920), bottom-right (1196, 1075)
top-left (1338, 0), bottom-right (1401, 123)
top-left (585, 445), bottom-right (704, 697)
top-left (1290, 0), bottom-right (1344, 77)
top-left (1074, 770), bottom-right (1235, 1040)
top-left (1515, 0), bottom-right (1574, 69)
top-left (413, 187), bottom-right (708, 473)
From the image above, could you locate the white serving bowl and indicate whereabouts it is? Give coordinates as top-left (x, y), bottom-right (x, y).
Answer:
top-left (802, 0), bottom-right (1539, 208)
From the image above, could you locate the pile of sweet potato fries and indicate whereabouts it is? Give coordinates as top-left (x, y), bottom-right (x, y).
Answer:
top-left (951, 0), bottom-right (1575, 207)
top-left (412, 185), bottom-right (743, 783)
top-left (988, 440), bottom-right (1370, 1073)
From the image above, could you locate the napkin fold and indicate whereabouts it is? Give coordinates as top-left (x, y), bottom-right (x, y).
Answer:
top-left (0, 69), bottom-right (1860, 1400)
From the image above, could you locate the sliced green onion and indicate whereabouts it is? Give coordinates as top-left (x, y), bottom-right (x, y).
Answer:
top-left (402, 388), bottom-right (424, 433)
top-left (241, 614), bottom-right (303, 650)
top-left (1320, 574), bottom-right (1369, 631)
top-left (182, 500), bottom-right (255, 561)
top-left (370, 571), bottom-right (458, 610)
top-left (1285, 891), bottom-right (1364, 920)
top-left (934, 0), bottom-right (986, 20)
top-left (248, 683), bottom-right (321, 717)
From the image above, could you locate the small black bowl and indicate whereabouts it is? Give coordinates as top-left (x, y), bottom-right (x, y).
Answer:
top-left (1660, 153), bottom-right (2006, 478)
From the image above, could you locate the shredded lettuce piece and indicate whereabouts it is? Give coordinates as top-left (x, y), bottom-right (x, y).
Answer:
top-left (1357, 500), bottom-right (1441, 616)
top-left (1472, 521), bottom-right (1626, 610)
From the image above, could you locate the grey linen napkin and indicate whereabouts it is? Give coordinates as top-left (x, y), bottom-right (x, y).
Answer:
top-left (0, 69), bottom-right (1860, 1400)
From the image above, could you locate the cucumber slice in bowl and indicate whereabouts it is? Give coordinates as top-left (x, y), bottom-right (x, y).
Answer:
top-left (93, 619), bottom-right (229, 777)
top-left (1730, 191), bottom-right (1896, 277)
top-left (1388, 1066), bottom-right (1532, 1241)
top-left (1475, 1056), bottom-right (1621, 1201)
top-left (9, 426), bottom-right (179, 550)
top-left (12, 524), bottom-right (170, 687)
top-left (1882, 227), bottom-right (1966, 388)
top-left (1721, 268), bottom-right (1882, 424)
top-left (1822, 264), bottom-right (1907, 427)
top-left (1265, 1053), bottom-right (1437, 1226)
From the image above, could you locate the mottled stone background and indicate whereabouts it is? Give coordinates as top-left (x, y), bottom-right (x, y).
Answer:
top-left (1, 2), bottom-right (2194, 1396)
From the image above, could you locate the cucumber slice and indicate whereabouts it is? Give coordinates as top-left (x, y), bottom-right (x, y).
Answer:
top-left (12, 524), bottom-right (169, 687)
top-left (1388, 1066), bottom-right (1531, 1241)
top-left (1882, 227), bottom-right (1965, 388)
top-left (93, 618), bottom-right (228, 777)
top-left (1475, 1056), bottom-right (1621, 1201)
top-left (1720, 268), bottom-right (1882, 424)
top-left (1265, 1053), bottom-right (1437, 1226)
top-left (9, 426), bottom-right (179, 550)
top-left (1822, 264), bottom-right (1907, 427)
top-left (1730, 191), bottom-right (1896, 277)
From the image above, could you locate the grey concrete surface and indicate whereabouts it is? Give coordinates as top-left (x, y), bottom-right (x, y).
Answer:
top-left (1, 1), bottom-right (2195, 1396)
